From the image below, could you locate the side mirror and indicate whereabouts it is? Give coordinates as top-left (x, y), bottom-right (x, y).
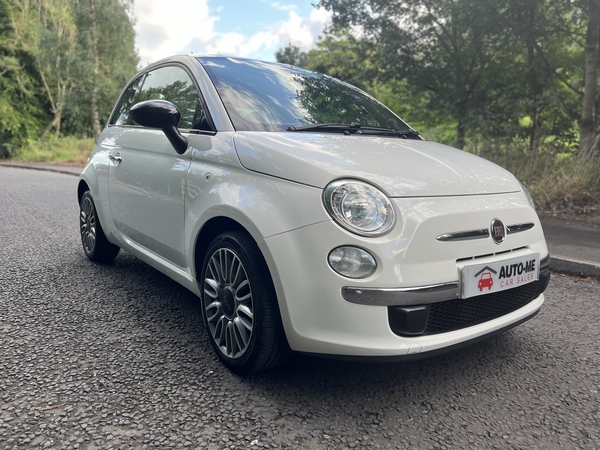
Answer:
top-left (130, 100), bottom-right (188, 155)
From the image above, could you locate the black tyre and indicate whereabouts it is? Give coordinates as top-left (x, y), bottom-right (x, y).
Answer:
top-left (201, 231), bottom-right (290, 373)
top-left (79, 191), bottom-right (120, 263)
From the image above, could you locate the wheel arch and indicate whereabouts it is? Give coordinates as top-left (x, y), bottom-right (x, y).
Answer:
top-left (77, 161), bottom-right (101, 201)
top-left (77, 179), bottom-right (90, 203)
top-left (192, 216), bottom-right (288, 327)
top-left (77, 163), bottom-right (116, 245)
top-left (193, 216), bottom-right (249, 280)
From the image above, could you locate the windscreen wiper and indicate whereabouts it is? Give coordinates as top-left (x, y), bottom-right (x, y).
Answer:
top-left (287, 123), bottom-right (422, 139)
top-left (388, 130), bottom-right (422, 139)
top-left (287, 123), bottom-right (363, 132)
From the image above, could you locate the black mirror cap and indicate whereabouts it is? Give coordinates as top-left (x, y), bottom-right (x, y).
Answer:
top-left (130, 100), bottom-right (188, 155)
top-left (131, 99), bottom-right (181, 128)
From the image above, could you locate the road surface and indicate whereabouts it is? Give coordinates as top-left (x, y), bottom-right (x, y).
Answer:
top-left (1, 166), bottom-right (599, 449)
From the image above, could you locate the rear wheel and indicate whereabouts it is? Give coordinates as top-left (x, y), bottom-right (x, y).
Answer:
top-left (201, 231), bottom-right (290, 373)
top-left (79, 191), bottom-right (120, 263)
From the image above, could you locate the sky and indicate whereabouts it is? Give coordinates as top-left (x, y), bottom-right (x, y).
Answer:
top-left (133, 0), bottom-right (332, 67)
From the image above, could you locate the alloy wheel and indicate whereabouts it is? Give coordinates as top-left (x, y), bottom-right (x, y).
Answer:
top-left (203, 248), bottom-right (254, 359)
top-left (80, 196), bottom-right (97, 255)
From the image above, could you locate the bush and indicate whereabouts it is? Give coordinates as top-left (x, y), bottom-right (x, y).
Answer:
top-left (13, 136), bottom-right (95, 165)
top-left (526, 162), bottom-right (600, 214)
top-left (468, 138), bottom-right (600, 215)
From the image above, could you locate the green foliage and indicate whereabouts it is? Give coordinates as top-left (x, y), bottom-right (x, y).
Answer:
top-left (484, 143), bottom-right (600, 213)
top-left (0, 0), bottom-right (138, 152)
top-left (317, 0), bottom-right (517, 148)
top-left (303, 34), bottom-right (379, 92)
top-left (275, 43), bottom-right (309, 67)
top-left (0, 0), bottom-right (47, 156)
top-left (63, 0), bottom-right (138, 136)
top-left (313, 0), bottom-right (594, 153)
top-left (12, 136), bottom-right (95, 164)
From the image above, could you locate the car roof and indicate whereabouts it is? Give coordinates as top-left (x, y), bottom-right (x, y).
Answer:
top-left (146, 54), bottom-right (292, 69)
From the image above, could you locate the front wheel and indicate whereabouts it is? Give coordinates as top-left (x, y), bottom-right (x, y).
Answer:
top-left (79, 191), bottom-right (120, 263)
top-left (201, 231), bottom-right (290, 373)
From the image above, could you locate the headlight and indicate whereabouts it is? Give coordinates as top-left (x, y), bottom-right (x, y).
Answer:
top-left (323, 179), bottom-right (396, 236)
top-left (518, 180), bottom-right (535, 209)
top-left (328, 246), bottom-right (377, 278)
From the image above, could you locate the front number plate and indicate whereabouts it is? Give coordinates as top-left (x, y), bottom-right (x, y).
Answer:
top-left (460, 253), bottom-right (540, 299)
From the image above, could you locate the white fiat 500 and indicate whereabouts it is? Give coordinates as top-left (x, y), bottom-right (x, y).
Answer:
top-left (78, 55), bottom-right (550, 373)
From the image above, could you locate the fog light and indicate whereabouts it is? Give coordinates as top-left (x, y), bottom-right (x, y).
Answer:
top-left (328, 246), bottom-right (377, 279)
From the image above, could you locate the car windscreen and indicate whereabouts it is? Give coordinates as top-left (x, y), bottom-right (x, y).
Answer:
top-left (198, 57), bottom-right (411, 132)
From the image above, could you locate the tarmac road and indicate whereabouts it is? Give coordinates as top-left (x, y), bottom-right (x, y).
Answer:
top-left (1, 166), bottom-right (599, 449)
top-left (540, 217), bottom-right (600, 277)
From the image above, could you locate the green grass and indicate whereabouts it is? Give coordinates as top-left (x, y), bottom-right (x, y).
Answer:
top-left (12, 136), bottom-right (95, 165)
top-left (524, 161), bottom-right (600, 214)
top-left (471, 140), bottom-right (600, 215)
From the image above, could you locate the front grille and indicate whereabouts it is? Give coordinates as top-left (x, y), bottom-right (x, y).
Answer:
top-left (388, 280), bottom-right (543, 337)
top-left (425, 281), bottom-right (537, 335)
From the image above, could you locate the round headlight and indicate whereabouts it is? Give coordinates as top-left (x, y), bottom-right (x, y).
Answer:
top-left (323, 179), bottom-right (395, 236)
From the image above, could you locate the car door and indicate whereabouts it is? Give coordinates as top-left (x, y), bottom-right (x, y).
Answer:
top-left (107, 64), bottom-right (206, 268)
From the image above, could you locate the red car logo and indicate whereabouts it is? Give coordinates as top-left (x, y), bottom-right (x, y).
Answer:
top-left (478, 272), bottom-right (494, 291)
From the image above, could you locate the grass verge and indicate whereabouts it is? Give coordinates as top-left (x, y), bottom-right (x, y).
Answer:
top-left (11, 136), bottom-right (95, 165)
top-left (476, 142), bottom-right (600, 219)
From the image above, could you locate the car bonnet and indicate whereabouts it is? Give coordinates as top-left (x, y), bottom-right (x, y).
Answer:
top-left (232, 132), bottom-right (521, 197)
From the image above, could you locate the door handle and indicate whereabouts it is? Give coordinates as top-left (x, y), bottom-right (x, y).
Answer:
top-left (109, 153), bottom-right (122, 163)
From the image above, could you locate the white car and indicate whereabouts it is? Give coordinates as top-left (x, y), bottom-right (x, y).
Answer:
top-left (78, 55), bottom-right (550, 373)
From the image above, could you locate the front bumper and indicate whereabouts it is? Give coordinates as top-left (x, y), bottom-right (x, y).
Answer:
top-left (299, 306), bottom-right (542, 363)
top-left (387, 263), bottom-right (550, 337)
top-left (258, 192), bottom-right (549, 358)
top-left (341, 255), bottom-right (550, 307)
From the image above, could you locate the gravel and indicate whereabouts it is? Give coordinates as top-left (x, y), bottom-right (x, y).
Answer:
top-left (1, 166), bottom-right (599, 449)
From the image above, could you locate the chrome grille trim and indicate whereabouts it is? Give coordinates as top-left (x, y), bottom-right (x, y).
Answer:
top-left (436, 229), bottom-right (489, 242)
top-left (437, 222), bottom-right (535, 242)
top-left (506, 223), bottom-right (535, 234)
top-left (341, 283), bottom-right (458, 307)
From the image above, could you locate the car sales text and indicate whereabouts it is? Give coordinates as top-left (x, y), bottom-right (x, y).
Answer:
top-left (498, 259), bottom-right (536, 288)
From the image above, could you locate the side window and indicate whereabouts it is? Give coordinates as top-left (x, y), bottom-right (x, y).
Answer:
top-left (137, 66), bottom-right (204, 130)
top-left (111, 76), bottom-right (143, 126)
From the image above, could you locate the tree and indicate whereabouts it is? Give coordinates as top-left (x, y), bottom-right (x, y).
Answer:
top-left (493, 0), bottom-right (600, 162)
top-left (10, 0), bottom-right (79, 139)
top-left (88, 0), bottom-right (101, 140)
top-left (580, 0), bottom-right (600, 161)
top-left (65, 0), bottom-right (138, 138)
top-left (303, 34), bottom-right (379, 91)
top-left (317, 0), bottom-right (517, 149)
top-left (318, 0), bottom-right (600, 162)
top-left (0, 0), bottom-right (47, 156)
top-left (4, 0), bottom-right (138, 144)
top-left (275, 43), bottom-right (309, 67)
top-left (484, 0), bottom-right (585, 159)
